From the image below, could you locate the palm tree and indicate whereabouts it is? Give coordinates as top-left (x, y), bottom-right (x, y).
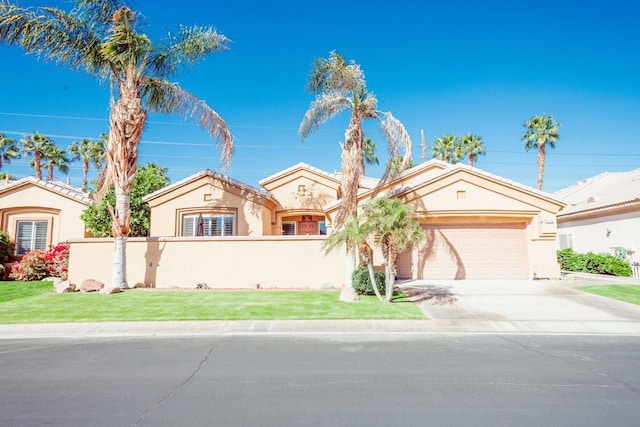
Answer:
top-left (460, 134), bottom-right (486, 167)
top-left (43, 143), bottom-right (70, 181)
top-left (323, 217), bottom-right (384, 302)
top-left (19, 132), bottom-right (54, 180)
top-left (0, 133), bottom-right (19, 171)
top-left (299, 51), bottom-right (412, 226)
top-left (522, 114), bottom-right (560, 190)
top-left (363, 197), bottom-right (425, 302)
top-left (299, 51), bottom-right (412, 300)
top-left (68, 138), bottom-right (106, 191)
top-left (0, 1), bottom-right (233, 290)
top-left (430, 134), bottom-right (459, 163)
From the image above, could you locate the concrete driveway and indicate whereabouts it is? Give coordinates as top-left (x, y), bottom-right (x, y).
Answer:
top-left (399, 277), bottom-right (640, 334)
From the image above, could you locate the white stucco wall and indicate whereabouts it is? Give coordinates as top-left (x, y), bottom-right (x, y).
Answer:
top-left (557, 210), bottom-right (640, 262)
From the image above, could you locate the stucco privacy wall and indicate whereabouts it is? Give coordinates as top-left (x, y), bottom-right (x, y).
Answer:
top-left (68, 236), bottom-right (345, 289)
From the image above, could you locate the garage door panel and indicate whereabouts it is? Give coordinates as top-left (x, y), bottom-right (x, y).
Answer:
top-left (398, 223), bottom-right (528, 280)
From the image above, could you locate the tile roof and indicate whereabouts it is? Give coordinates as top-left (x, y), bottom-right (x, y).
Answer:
top-left (554, 168), bottom-right (640, 216)
top-left (259, 162), bottom-right (341, 186)
top-left (0, 176), bottom-right (91, 204)
top-left (143, 169), bottom-right (273, 202)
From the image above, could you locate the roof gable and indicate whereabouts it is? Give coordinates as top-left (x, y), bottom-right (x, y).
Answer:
top-left (260, 162), bottom-right (341, 190)
top-left (143, 169), bottom-right (274, 206)
top-left (0, 177), bottom-right (91, 204)
top-left (323, 161), bottom-right (564, 214)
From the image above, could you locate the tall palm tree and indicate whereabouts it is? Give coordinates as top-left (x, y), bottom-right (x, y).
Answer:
top-left (430, 134), bottom-right (459, 163)
top-left (43, 143), bottom-right (70, 181)
top-left (0, 133), bottom-right (19, 171)
top-left (363, 197), bottom-right (425, 303)
top-left (0, 1), bottom-right (233, 290)
top-left (299, 51), bottom-right (412, 226)
top-left (19, 132), bottom-right (54, 180)
top-left (299, 51), bottom-right (412, 300)
top-left (522, 114), bottom-right (560, 190)
top-left (460, 134), bottom-right (486, 167)
top-left (68, 137), bottom-right (106, 191)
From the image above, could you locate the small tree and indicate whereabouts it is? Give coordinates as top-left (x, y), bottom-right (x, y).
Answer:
top-left (323, 217), bottom-right (383, 302)
top-left (81, 163), bottom-right (169, 237)
top-left (20, 132), bottom-right (54, 180)
top-left (363, 198), bottom-right (425, 302)
top-left (43, 143), bottom-right (70, 181)
top-left (68, 137), bottom-right (106, 191)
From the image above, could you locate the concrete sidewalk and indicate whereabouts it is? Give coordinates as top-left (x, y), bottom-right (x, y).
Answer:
top-left (2, 317), bottom-right (640, 339)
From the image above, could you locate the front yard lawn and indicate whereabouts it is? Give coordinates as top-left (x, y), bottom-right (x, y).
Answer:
top-left (0, 281), bottom-right (426, 323)
top-left (577, 285), bottom-right (640, 306)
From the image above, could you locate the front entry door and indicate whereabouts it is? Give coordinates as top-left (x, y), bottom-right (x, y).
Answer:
top-left (299, 221), bottom-right (316, 235)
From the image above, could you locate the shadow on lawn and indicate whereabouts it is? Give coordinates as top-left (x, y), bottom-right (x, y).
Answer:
top-left (400, 285), bottom-right (458, 305)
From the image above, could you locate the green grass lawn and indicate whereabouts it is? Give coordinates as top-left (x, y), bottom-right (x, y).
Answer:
top-left (577, 285), bottom-right (640, 306)
top-left (0, 281), bottom-right (426, 324)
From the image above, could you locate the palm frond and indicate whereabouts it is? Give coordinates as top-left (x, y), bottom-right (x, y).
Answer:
top-left (73, 0), bottom-right (125, 28)
top-left (306, 51), bottom-right (365, 95)
top-left (150, 25), bottom-right (230, 78)
top-left (298, 93), bottom-right (351, 141)
top-left (0, 3), bottom-right (109, 77)
top-left (142, 77), bottom-right (233, 170)
top-left (375, 111), bottom-right (413, 185)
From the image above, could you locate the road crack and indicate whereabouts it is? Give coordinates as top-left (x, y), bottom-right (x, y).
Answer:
top-left (132, 338), bottom-right (231, 426)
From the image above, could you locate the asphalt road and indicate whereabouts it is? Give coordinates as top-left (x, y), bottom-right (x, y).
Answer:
top-left (1, 334), bottom-right (639, 426)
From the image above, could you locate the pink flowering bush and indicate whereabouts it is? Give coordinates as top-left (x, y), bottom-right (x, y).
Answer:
top-left (45, 241), bottom-right (69, 280)
top-left (9, 241), bottom-right (70, 281)
top-left (10, 250), bottom-right (49, 281)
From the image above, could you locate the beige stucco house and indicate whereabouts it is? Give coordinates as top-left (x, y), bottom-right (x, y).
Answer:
top-left (121, 160), bottom-right (565, 287)
top-left (554, 168), bottom-right (640, 266)
top-left (0, 177), bottom-right (90, 256)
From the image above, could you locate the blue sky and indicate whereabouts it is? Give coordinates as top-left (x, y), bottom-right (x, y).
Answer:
top-left (1, 0), bottom-right (639, 193)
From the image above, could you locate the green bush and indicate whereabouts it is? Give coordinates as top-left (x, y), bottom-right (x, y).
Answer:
top-left (10, 250), bottom-right (49, 281)
top-left (0, 231), bottom-right (15, 263)
top-left (352, 267), bottom-right (386, 296)
top-left (557, 248), bottom-right (632, 277)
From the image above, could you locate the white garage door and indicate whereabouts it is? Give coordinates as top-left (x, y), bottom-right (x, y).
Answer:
top-left (397, 223), bottom-right (528, 280)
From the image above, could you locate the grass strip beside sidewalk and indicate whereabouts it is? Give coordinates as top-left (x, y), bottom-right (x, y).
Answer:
top-left (0, 281), bottom-right (426, 323)
top-left (577, 285), bottom-right (640, 306)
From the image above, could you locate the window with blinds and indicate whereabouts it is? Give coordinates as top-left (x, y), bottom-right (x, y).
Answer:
top-left (282, 222), bottom-right (296, 236)
top-left (183, 214), bottom-right (235, 237)
top-left (16, 220), bottom-right (48, 255)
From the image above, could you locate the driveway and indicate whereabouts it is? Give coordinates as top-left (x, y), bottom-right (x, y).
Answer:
top-left (399, 278), bottom-right (640, 333)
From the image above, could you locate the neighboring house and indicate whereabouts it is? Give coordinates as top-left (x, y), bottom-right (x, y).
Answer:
top-left (554, 168), bottom-right (640, 264)
top-left (142, 160), bottom-right (565, 281)
top-left (0, 177), bottom-right (90, 256)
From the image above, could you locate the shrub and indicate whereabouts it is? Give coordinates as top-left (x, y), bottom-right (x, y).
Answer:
top-left (352, 267), bottom-right (386, 296)
top-left (9, 241), bottom-right (71, 281)
top-left (45, 241), bottom-right (69, 280)
top-left (10, 250), bottom-right (49, 281)
top-left (0, 231), bottom-right (15, 263)
top-left (557, 248), bottom-right (632, 277)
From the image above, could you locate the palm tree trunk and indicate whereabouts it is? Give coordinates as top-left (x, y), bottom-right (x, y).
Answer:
top-left (82, 160), bottom-right (89, 192)
top-left (107, 72), bottom-right (147, 290)
top-left (537, 144), bottom-right (546, 190)
top-left (112, 185), bottom-right (129, 289)
top-left (360, 244), bottom-right (383, 302)
top-left (468, 152), bottom-right (474, 167)
top-left (34, 151), bottom-right (42, 180)
top-left (47, 164), bottom-right (53, 181)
